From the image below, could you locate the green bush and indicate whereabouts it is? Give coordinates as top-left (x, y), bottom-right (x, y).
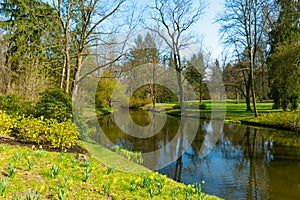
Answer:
top-left (0, 94), bottom-right (34, 116)
top-left (34, 89), bottom-right (72, 122)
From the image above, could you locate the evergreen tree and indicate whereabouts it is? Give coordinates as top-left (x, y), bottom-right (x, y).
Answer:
top-left (268, 0), bottom-right (300, 110)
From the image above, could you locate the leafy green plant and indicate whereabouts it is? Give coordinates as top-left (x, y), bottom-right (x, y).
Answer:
top-left (8, 162), bottom-right (16, 178)
top-left (83, 166), bottom-right (92, 182)
top-left (0, 144), bottom-right (8, 151)
top-left (71, 158), bottom-right (78, 168)
top-left (0, 94), bottom-right (34, 116)
top-left (60, 152), bottom-right (66, 160)
top-left (155, 176), bottom-right (165, 194)
top-left (38, 148), bottom-right (45, 157)
top-left (148, 187), bottom-right (155, 198)
top-left (102, 182), bottom-right (111, 196)
top-left (130, 181), bottom-right (139, 191)
top-left (27, 188), bottom-right (39, 200)
top-left (51, 164), bottom-right (60, 178)
top-left (26, 159), bottom-right (34, 171)
top-left (172, 187), bottom-right (180, 197)
top-left (184, 185), bottom-right (194, 200)
top-left (57, 184), bottom-right (68, 200)
top-left (13, 152), bottom-right (22, 162)
top-left (34, 89), bottom-right (72, 122)
top-left (142, 175), bottom-right (152, 188)
top-left (105, 166), bottom-right (114, 175)
top-left (0, 178), bottom-right (8, 195)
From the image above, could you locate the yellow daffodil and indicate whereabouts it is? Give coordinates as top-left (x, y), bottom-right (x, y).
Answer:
top-left (39, 185), bottom-right (45, 192)
top-left (69, 179), bottom-right (74, 185)
top-left (31, 145), bottom-right (35, 150)
top-left (39, 145), bottom-right (43, 149)
top-left (202, 180), bottom-right (205, 184)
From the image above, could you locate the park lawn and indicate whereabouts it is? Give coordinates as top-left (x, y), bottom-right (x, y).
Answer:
top-left (155, 100), bottom-right (283, 122)
top-left (0, 142), bottom-right (222, 200)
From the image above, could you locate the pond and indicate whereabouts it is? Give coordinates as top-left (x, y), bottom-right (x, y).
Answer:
top-left (90, 110), bottom-right (300, 199)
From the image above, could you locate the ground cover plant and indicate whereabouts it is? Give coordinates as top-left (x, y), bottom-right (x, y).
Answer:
top-left (0, 143), bottom-right (222, 200)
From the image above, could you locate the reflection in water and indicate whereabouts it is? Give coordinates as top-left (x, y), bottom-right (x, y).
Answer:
top-left (92, 110), bottom-right (300, 199)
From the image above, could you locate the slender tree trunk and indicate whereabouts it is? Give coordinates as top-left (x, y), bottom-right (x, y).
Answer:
top-left (60, 55), bottom-right (66, 89)
top-left (246, 83), bottom-right (252, 111)
top-left (199, 79), bottom-right (202, 102)
top-left (174, 52), bottom-right (185, 113)
top-left (249, 44), bottom-right (258, 117)
top-left (65, 30), bottom-right (71, 94)
top-left (72, 53), bottom-right (83, 97)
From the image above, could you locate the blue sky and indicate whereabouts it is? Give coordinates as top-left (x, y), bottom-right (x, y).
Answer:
top-left (196, 0), bottom-right (225, 59)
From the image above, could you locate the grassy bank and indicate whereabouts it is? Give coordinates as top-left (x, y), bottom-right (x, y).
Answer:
top-left (144, 100), bottom-right (300, 131)
top-left (0, 142), bottom-right (222, 200)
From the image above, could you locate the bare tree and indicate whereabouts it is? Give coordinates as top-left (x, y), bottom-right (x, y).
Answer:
top-left (147, 0), bottom-right (206, 112)
top-left (52, 0), bottom-right (76, 94)
top-left (217, 0), bottom-right (272, 117)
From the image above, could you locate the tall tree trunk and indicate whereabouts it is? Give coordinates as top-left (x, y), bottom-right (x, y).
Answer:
top-left (174, 52), bottom-right (185, 114)
top-left (73, 53), bottom-right (83, 97)
top-left (60, 55), bottom-right (66, 89)
top-left (65, 30), bottom-right (71, 94)
top-left (249, 43), bottom-right (258, 117)
top-left (199, 80), bottom-right (202, 102)
top-left (246, 83), bottom-right (252, 111)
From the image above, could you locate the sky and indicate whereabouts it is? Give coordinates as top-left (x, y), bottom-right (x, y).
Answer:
top-left (195, 0), bottom-right (225, 59)
top-left (133, 0), bottom-right (226, 60)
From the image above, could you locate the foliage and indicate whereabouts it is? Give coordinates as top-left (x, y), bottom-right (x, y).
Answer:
top-left (250, 111), bottom-right (300, 131)
top-left (268, 0), bottom-right (300, 111)
top-left (268, 44), bottom-right (300, 111)
top-left (129, 97), bottom-right (152, 109)
top-left (1, 112), bottom-right (78, 149)
top-left (0, 0), bottom-right (58, 98)
top-left (0, 95), bottom-right (34, 116)
top-left (0, 110), bottom-right (15, 135)
top-left (0, 144), bottom-right (221, 199)
top-left (34, 89), bottom-right (72, 122)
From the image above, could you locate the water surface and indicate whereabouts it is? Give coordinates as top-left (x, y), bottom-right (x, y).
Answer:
top-left (91, 110), bottom-right (300, 199)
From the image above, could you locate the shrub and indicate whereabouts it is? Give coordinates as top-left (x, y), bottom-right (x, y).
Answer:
top-left (35, 89), bottom-right (72, 122)
top-left (15, 116), bottom-right (48, 144)
top-left (10, 114), bottom-right (78, 149)
top-left (0, 94), bottom-right (34, 116)
top-left (46, 119), bottom-right (78, 149)
top-left (0, 110), bottom-right (16, 135)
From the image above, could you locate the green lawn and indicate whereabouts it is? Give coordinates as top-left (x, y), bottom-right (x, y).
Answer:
top-left (0, 142), bottom-right (222, 200)
top-left (153, 100), bottom-right (283, 121)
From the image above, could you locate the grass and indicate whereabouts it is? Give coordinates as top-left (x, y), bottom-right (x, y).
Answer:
top-left (0, 142), bottom-right (222, 200)
top-left (149, 100), bottom-right (300, 133)
top-left (152, 100), bottom-right (283, 122)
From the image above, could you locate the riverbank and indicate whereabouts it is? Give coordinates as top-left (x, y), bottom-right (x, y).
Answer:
top-left (0, 139), bottom-right (222, 199)
top-left (142, 100), bottom-right (300, 132)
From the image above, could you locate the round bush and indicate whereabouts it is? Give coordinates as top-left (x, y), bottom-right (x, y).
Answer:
top-left (35, 89), bottom-right (72, 122)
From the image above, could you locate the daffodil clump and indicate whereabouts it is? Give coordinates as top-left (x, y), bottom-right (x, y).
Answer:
top-left (130, 171), bottom-right (207, 199)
